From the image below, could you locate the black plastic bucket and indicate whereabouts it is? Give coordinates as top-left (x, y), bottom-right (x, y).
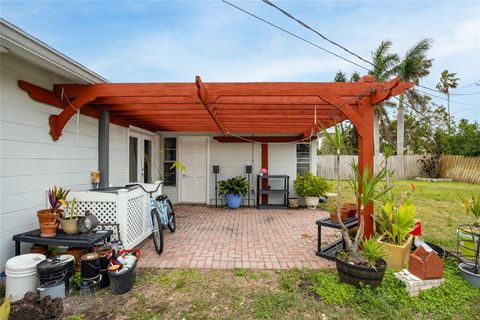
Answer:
top-left (99, 254), bottom-right (110, 288)
top-left (335, 256), bottom-right (386, 288)
top-left (36, 255), bottom-right (75, 294)
top-left (81, 252), bottom-right (100, 280)
top-left (108, 259), bottom-right (137, 295)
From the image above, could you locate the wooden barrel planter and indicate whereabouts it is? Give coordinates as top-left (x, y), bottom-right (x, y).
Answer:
top-left (335, 256), bottom-right (387, 288)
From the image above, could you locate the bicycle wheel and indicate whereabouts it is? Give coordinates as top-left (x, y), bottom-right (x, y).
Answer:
top-left (166, 198), bottom-right (176, 232)
top-left (150, 209), bottom-right (164, 254)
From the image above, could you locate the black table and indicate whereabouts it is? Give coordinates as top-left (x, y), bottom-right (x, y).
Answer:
top-left (13, 229), bottom-right (113, 256)
top-left (316, 216), bottom-right (358, 261)
top-left (256, 175), bottom-right (289, 209)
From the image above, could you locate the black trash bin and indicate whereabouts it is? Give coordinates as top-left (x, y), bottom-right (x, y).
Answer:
top-left (108, 259), bottom-right (137, 295)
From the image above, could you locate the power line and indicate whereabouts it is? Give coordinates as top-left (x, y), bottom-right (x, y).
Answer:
top-left (259, 1), bottom-right (480, 98)
top-left (261, 0), bottom-right (375, 69)
top-left (417, 83), bottom-right (480, 96)
top-left (221, 0), bottom-right (370, 71)
top-left (223, 0), bottom-right (479, 118)
top-left (415, 88), bottom-right (480, 107)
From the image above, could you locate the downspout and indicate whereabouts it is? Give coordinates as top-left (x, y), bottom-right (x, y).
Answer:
top-left (98, 110), bottom-right (109, 188)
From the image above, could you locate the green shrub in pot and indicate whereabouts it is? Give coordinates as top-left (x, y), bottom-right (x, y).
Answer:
top-left (218, 176), bottom-right (249, 209)
top-left (294, 171), bottom-right (331, 209)
top-left (373, 187), bottom-right (416, 269)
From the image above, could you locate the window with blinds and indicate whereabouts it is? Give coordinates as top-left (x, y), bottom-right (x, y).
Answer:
top-left (296, 143), bottom-right (310, 175)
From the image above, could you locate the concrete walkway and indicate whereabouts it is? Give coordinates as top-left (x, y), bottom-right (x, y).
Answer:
top-left (136, 205), bottom-right (337, 269)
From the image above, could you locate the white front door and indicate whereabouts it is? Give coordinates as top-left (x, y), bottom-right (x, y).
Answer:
top-left (129, 131), bottom-right (154, 183)
top-left (180, 137), bottom-right (208, 203)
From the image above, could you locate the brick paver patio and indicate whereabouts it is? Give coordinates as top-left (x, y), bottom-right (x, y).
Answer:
top-left (136, 205), bottom-right (339, 269)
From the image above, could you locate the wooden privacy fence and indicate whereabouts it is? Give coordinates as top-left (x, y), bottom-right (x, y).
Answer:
top-left (440, 155), bottom-right (480, 184)
top-left (317, 155), bottom-right (424, 180)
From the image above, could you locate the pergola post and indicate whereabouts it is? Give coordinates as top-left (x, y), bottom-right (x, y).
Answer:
top-left (357, 95), bottom-right (375, 238)
top-left (98, 110), bottom-right (110, 188)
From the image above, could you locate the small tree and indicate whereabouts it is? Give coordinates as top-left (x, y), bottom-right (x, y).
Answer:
top-left (321, 123), bottom-right (390, 262)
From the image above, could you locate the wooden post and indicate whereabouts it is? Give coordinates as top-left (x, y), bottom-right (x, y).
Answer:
top-left (357, 95), bottom-right (375, 238)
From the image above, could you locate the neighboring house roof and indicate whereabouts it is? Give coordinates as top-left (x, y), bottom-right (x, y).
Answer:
top-left (0, 18), bottom-right (107, 84)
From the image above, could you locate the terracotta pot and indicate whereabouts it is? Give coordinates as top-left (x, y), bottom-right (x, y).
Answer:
top-left (377, 233), bottom-right (414, 269)
top-left (30, 244), bottom-right (48, 256)
top-left (67, 247), bottom-right (86, 272)
top-left (60, 218), bottom-right (79, 235)
top-left (330, 208), bottom-right (349, 223)
top-left (345, 203), bottom-right (358, 217)
top-left (40, 222), bottom-right (59, 238)
top-left (37, 209), bottom-right (63, 230)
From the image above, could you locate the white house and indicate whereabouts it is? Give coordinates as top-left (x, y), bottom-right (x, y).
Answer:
top-left (0, 19), bottom-right (318, 268)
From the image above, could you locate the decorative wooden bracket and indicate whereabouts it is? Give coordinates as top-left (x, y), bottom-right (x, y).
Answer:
top-left (319, 96), bottom-right (363, 134)
top-left (18, 81), bottom-right (128, 140)
top-left (371, 77), bottom-right (413, 105)
top-left (195, 76), bottom-right (228, 134)
top-left (48, 93), bottom-right (97, 140)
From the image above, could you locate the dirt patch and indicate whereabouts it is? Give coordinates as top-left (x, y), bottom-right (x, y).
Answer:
top-left (10, 292), bottom-right (63, 320)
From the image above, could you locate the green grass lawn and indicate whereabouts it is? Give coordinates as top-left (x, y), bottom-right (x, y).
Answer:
top-left (62, 259), bottom-right (480, 320)
top-left (324, 180), bottom-right (480, 250)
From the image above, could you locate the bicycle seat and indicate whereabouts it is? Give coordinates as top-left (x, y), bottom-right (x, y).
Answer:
top-left (155, 194), bottom-right (168, 202)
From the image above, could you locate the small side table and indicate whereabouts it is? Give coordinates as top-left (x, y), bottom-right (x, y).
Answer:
top-left (316, 216), bottom-right (358, 261)
top-left (13, 229), bottom-right (113, 256)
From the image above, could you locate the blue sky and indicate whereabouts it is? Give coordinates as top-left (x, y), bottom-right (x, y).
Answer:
top-left (1, 0), bottom-right (479, 122)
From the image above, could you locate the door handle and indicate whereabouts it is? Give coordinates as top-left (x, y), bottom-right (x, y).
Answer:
top-left (182, 174), bottom-right (187, 177)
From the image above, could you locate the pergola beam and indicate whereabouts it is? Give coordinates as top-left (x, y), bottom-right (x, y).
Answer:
top-left (195, 76), bottom-right (228, 134)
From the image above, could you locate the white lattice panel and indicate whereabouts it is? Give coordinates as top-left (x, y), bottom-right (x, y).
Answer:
top-left (77, 201), bottom-right (119, 240)
top-left (126, 195), bottom-right (148, 246)
top-left (69, 182), bottom-right (161, 250)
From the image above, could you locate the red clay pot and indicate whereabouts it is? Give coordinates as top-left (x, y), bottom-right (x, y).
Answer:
top-left (40, 222), bottom-right (59, 238)
top-left (330, 208), bottom-right (349, 223)
top-left (37, 209), bottom-right (63, 228)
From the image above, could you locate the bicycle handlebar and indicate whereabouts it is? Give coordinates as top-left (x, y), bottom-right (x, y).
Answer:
top-left (125, 182), bottom-right (163, 194)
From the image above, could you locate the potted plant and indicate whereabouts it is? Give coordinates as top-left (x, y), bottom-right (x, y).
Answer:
top-left (294, 171), bottom-right (331, 209)
top-left (59, 198), bottom-right (80, 235)
top-left (218, 176), bottom-right (249, 209)
top-left (322, 124), bottom-right (390, 288)
top-left (457, 194), bottom-right (480, 288)
top-left (38, 186), bottom-right (69, 234)
top-left (40, 221), bottom-right (60, 238)
top-left (374, 187), bottom-right (416, 269)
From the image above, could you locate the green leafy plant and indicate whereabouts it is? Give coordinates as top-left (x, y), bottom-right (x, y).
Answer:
top-left (217, 176), bottom-right (249, 196)
top-left (374, 186), bottom-right (416, 245)
top-left (294, 171), bottom-right (331, 197)
top-left (458, 193), bottom-right (480, 226)
top-left (361, 238), bottom-right (388, 267)
top-left (47, 186), bottom-right (70, 212)
top-left (59, 197), bottom-right (79, 220)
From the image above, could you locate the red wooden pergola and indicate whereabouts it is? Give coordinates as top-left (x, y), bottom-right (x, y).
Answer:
top-left (18, 75), bottom-right (412, 237)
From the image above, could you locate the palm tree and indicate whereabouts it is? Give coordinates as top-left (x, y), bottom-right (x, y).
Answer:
top-left (394, 38), bottom-right (433, 155)
top-left (369, 40), bottom-right (400, 155)
top-left (436, 69), bottom-right (459, 132)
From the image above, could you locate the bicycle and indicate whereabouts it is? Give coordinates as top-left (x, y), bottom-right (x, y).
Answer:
top-left (126, 183), bottom-right (176, 254)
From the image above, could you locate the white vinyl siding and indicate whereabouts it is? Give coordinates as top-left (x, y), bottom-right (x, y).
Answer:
top-left (0, 53), bottom-right (129, 268)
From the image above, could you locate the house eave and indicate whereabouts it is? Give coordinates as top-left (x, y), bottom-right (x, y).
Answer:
top-left (0, 18), bottom-right (107, 84)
